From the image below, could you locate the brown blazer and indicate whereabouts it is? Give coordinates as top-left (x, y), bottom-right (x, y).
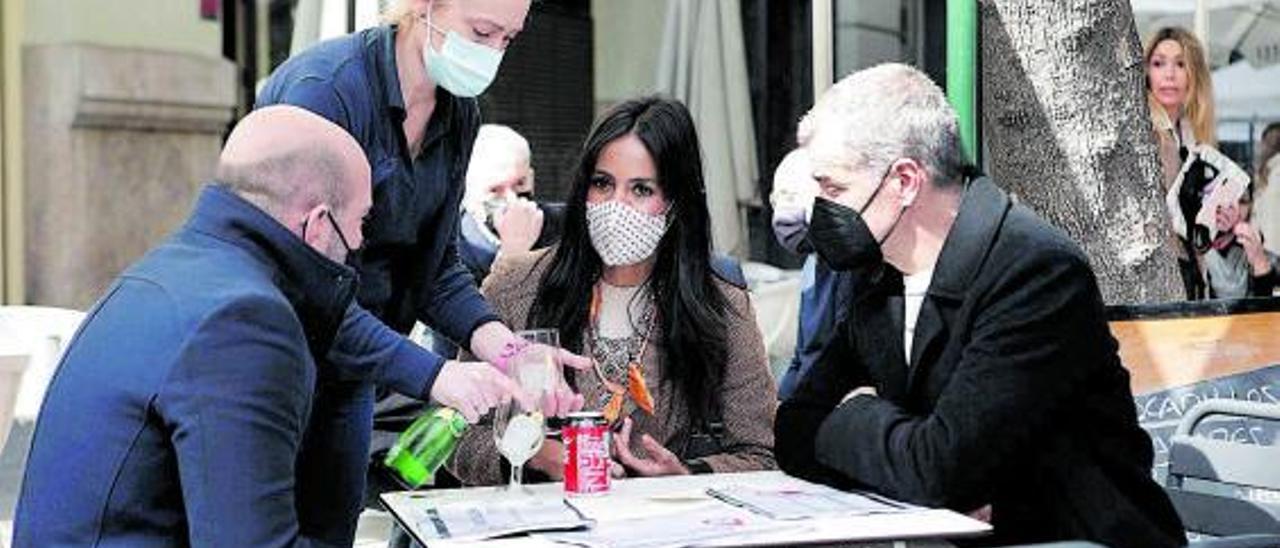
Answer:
top-left (447, 248), bottom-right (777, 485)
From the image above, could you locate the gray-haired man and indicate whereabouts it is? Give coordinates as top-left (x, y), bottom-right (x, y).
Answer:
top-left (775, 63), bottom-right (1185, 547)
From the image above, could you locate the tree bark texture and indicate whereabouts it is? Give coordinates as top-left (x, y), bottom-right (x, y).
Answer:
top-left (980, 0), bottom-right (1182, 305)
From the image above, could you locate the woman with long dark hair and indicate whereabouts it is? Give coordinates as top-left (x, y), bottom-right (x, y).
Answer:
top-left (449, 97), bottom-right (776, 483)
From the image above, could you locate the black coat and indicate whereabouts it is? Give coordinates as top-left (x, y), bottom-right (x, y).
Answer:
top-left (775, 178), bottom-right (1185, 547)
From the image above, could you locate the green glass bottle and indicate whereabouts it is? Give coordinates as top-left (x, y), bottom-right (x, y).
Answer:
top-left (384, 406), bottom-right (468, 488)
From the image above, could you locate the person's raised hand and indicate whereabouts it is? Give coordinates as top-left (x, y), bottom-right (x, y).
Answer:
top-left (1235, 221), bottom-right (1273, 276)
top-left (494, 199), bottom-right (543, 255)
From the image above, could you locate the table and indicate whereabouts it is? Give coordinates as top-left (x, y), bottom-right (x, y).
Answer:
top-left (381, 471), bottom-right (990, 547)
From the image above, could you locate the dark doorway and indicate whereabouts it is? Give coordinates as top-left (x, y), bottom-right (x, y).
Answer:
top-left (480, 0), bottom-right (594, 202)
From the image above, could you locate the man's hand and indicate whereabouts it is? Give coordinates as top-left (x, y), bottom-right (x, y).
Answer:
top-left (494, 199), bottom-right (543, 256)
top-left (1235, 221), bottom-right (1273, 276)
top-left (841, 385), bottom-right (878, 404)
top-left (428, 360), bottom-right (533, 423)
top-left (612, 418), bottom-right (689, 477)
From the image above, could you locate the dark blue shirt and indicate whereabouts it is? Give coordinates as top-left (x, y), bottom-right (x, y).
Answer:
top-left (15, 186), bottom-right (356, 546)
top-left (778, 255), bottom-right (853, 400)
top-left (257, 25), bottom-right (499, 398)
top-left (457, 213), bottom-right (500, 282)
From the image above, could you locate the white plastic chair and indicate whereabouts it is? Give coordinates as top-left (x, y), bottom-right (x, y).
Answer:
top-left (1166, 399), bottom-right (1280, 546)
top-left (0, 355), bottom-right (26, 481)
top-left (0, 307), bottom-right (86, 425)
top-left (742, 261), bottom-right (802, 377)
top-left (0, 306), bottom-right (86, 543)
top-left (0, 353), bottom-right (23, 548)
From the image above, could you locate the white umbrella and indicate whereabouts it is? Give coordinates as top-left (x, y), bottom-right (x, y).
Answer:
top-left (1213, 62), bottom-right (1280, 120)
top-left (1134, 0), bottom-right (1280, 68)
top-left (1211, 62), bottom-right (1280, 142)
top-left (655, 0), bottom-right (760, 256)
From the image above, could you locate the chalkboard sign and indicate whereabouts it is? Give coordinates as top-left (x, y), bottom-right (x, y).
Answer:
top-left (1109, 296), bottom-right (1280, 483)
top-left (1134, 364), bottom-right (1280, 482)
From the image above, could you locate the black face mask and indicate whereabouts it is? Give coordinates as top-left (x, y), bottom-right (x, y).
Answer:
top-left (302, 209), bottom-right (356, 259)
top-left (809, 198), bottom-right (883, 271)
top-left (807, 167), bottom-right (903, 272)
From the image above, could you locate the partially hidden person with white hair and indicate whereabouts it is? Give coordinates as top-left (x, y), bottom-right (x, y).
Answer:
top-left (458, 123), bottom-right (565, 282)
top-left (255, 0), bottom-right (588, 543)
top-left (773, 63), bottom-right (1186, 547)
top-left (770, 147), bottom-right (853, 400)
top-left (424, 124), bottom-right (565, 361)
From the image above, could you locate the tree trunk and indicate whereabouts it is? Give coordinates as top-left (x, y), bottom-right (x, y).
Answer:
top-left (980, 0), bottom-right (1182, 305)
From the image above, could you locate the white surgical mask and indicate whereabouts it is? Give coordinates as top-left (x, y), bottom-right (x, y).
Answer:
top-left (586, 201), bottom-right (670, 266)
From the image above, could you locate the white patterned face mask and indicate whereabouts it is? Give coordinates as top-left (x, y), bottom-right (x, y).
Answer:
top-left (586, 200), bottom-right (670, 266)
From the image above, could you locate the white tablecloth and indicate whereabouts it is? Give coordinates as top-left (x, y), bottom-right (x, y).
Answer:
top-left (381, 471), bottom-right (989, 547)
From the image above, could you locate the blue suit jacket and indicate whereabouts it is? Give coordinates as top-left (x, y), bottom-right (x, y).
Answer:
top-left (777, 255), bottom-right (854, 400)
top-left (14, 186), bottom-right (357, 547)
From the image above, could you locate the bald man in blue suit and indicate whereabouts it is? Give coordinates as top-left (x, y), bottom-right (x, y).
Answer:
top-left (14, 106), bottom-right (374, 546)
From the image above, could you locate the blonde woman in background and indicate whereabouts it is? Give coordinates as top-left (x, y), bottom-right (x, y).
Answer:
top-left (1145, 26), bottom-right (1217, 299)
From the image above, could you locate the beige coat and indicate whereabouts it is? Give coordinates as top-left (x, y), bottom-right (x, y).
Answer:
top-left (1154, 109), bottom-right (1198, 261)
top-left (447, 248), bottom-right (777, 486)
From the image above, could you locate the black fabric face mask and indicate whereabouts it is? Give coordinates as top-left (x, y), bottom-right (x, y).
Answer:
top-left (807, 159), bottom-right (906, 272)
top-left (808, 197), bottom-right (884, 272)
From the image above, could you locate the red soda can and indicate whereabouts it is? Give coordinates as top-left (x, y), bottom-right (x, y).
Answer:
top-left (563, 411), bottom-right (610, 496)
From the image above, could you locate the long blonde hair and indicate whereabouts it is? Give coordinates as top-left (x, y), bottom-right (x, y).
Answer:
top-left (1144, 27), bottom-right (1217, 146)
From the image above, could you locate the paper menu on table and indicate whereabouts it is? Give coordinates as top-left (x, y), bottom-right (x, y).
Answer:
top-left (706, 483), bottom-right (917, 521)
top-left (566, 489), bottom-right (719, 522)
top-left (536, 506), bottom-right (800, 548)
top-left (396, 494), bottom-right (592, 542)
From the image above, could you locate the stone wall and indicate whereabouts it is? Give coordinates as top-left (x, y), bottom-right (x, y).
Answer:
top-left (23, 44), bottom-right (235, 309)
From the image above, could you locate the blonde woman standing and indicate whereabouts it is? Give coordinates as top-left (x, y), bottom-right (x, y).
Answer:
top-left (1145, 26), bottom-right (1217, 299)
